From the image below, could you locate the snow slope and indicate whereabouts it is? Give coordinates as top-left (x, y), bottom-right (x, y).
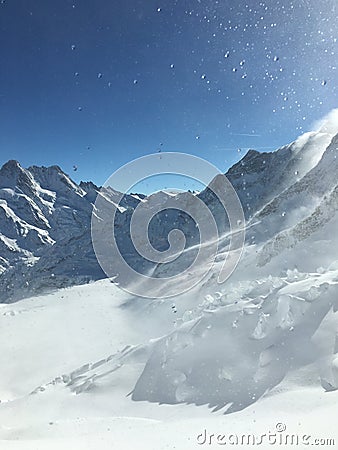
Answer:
top-left (0, 273), bottom-right (337, 449)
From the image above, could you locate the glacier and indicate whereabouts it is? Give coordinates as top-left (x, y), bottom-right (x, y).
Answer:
top-left (0, 113), bottom-right (338, 448)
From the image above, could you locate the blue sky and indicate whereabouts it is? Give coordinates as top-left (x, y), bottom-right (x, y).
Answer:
top-left (0, 0), bottom-right (337, 189)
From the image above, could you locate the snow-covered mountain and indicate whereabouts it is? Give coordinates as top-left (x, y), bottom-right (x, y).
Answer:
top-left (0, 162), bottom-right (142, 301)
top-left (0, 118), bottom-right (338, 302)
top-left (1, 113), bottom-right (338, 448)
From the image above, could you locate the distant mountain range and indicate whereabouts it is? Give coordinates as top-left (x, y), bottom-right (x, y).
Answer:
top-left (0, 126), bottom-right (337, 303)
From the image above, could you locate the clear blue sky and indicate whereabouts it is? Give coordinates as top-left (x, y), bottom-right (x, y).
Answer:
top-left (0, 0), bottom-right (337, 187)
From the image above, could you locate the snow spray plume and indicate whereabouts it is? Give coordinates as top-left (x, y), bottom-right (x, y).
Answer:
top-left (91, 153), bottom-right (245, 298)
top-left (313, 108), bottom-right (338, 136)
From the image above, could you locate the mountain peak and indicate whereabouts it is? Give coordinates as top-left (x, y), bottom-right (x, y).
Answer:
top-left (245, 148), bottom-right (259, 157)
top-left (0, 159), bottom-right (22, 172)
top-left (0, 159), bottom-right (35, 193)
top-left (79, 181), bottom-right (100, 192)
top-left (28, 164), bottom-right (85, 197)
top-left (28, 164), bottom-right (65, 175)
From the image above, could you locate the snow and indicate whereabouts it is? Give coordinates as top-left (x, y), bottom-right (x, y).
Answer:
top-left (0, 126), bottom-right (337, 302)
top-left (1, 121), bottom-right (338, 448)
top-left (0, 276), bottom-right (337, 449)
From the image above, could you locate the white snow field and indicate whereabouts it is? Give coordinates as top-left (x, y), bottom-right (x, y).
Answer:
top-left (0, 256), bottom-right (338, 449)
